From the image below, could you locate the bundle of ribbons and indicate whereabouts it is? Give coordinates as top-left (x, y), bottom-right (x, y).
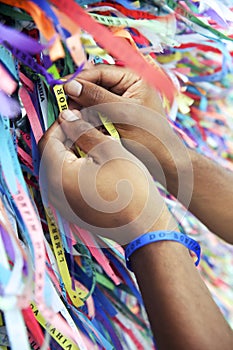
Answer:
top-left (0, 0), bottom-right (233, 349)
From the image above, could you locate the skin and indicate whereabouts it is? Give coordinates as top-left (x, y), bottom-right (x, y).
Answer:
top-left (38, 67), bottom-right (233, 349)
top-left (38, 111), bottom-right (174, 245)
top-left (131, 240), bottom-right (233, 350)
top-left (64, 64), bottom-right (233, 244)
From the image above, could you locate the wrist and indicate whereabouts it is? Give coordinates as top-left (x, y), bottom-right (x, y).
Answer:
top-left (125, 230), bottom-right (201, 271)
top-left (123, 203), bottom-right (177, 245)
top-left (151, 145), bottom-right (193, 199)
top-left (129, 239), bottom-right (196, 286)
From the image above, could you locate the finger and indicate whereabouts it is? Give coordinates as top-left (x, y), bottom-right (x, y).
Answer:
top-left (65, 65), bottom-right (139, 95)
top-left (38, 117), bottom-right (79, 168)
top-left (81, 102), bottom-right (157, 130)
top-left (38, 118), bottom-right (80, 205)
top-left (38, 120), bottom-right (65, 155)
top-left (59, 109), bottom-right (115, 158)
top-left (64, 78), bottom-right (122, 108)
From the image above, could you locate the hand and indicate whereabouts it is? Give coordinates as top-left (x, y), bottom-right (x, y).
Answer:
top-left (38, 109), bottom-right (176, 245)
top-left (65, 64), bottom-right (165, 113)
top-left (64, 65), bottom-right (191, 198)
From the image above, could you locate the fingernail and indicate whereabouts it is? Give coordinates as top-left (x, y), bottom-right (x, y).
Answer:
top-left (62, 110), bottom-right (80, 122)
top-left (65, 80), bottom-right (83, 97)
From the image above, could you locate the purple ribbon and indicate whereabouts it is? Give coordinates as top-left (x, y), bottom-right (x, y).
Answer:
top-left (0, 90), bottom-right (20, 118)
top-left (0, 23), bottom-right (55, 55)
top-left (3, 42), bottom-right (84, 86)
top-left (0, 224), bottom-right (15, 263)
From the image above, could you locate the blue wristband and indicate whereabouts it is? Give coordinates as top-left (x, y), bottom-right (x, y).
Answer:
top-left (125, 231), bottom-right (201, 271)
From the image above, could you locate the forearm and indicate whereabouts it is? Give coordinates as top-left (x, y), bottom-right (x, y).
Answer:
top-left (130, 240), bottom-right (233, 350)
top-left (159, 148), bottom-right (233, 244)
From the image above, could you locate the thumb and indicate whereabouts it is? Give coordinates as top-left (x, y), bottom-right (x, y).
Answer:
top-left (59, 109), bottom-right (114, 157)
top-left (38, 119), bottom-right (74, 163)
top-left (64, 79), bottom-right (122, 107)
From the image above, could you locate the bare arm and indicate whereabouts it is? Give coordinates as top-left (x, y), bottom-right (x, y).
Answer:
top-left (130, 239), bottom-right (233, 350)
top-left (163, 148), bottom-right (233, 244)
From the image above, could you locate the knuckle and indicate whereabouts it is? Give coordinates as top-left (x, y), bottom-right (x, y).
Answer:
top-left (89, 85), bottom-right (106, 104)
top-left (76, 120), bottom-right (93, 136)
